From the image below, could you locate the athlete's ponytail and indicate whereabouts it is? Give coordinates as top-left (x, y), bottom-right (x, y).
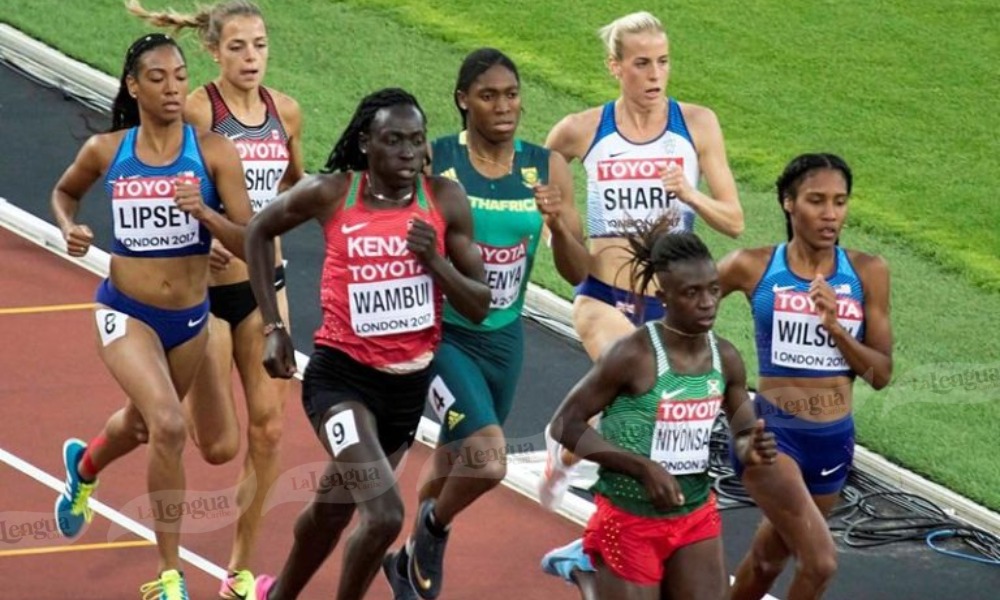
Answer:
top-left (776, 153), bottom-right (853, 241)
top-left (126, 0), bottom-right (263, 51)
top-left (622, 215), bottom-right (713, 304)
top-left (110, 33), bottom-right (184, 132)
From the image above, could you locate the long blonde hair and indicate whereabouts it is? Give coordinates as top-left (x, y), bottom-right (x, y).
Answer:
top-left (126, 0), bottom-right (263, 50)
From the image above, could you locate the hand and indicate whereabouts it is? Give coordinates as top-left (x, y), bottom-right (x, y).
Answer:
top-left (208, 238), bottom-right (233, 272)
top-left (174, 176), bottom-right (208, 221)
top-left (63, 223), bottom-right (94, 257)
top-left (262, 329), bottom-right (297, 379)
top-left (406, 217), bottom-right (440, 265)
top-left (738, 418), bottom-right (778, 467)
top-left (809, 274), bottom-right (840, 332)
top-left (533, 183), bottom-right (566, 230)
top-left (640, 459), bottom-right (685, 511)
top-left (660, 162), bottom-right (695, 204)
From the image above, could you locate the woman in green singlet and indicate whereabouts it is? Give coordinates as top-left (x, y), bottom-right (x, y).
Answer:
top-left (382, 48), bottom-right (589, 600)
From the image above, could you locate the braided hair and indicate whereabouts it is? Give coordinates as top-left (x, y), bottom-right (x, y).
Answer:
top-left (126, 0), bottom-right (263, 51)
top-left (776, 153), bottom-right (853, 241)
top-left (454, 48), bottom-right (519, 128)
top-left (110, 33), bottom-right (184, 131)
top-left (623, 216), bottom-right (714, 301)
top-left (322, 88), bottom-right (426, 174)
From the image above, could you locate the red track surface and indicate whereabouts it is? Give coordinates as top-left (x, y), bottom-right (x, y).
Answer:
top-left (0, 228), bottom-right (584, 599)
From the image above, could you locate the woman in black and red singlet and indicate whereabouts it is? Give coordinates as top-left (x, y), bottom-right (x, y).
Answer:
top-left (244, 88), bottom-right (490, 600)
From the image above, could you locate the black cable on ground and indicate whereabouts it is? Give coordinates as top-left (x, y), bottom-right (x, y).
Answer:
top-left (709, 414), bottom-right (1000, 566)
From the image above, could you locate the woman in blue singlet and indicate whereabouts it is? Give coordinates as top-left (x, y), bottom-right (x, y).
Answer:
top-left (50, 33), bottom-right (252, 599)
top-left (129, 2), bottom-right (306, 596)
top-left (718, 153), bottom-right (894, 599)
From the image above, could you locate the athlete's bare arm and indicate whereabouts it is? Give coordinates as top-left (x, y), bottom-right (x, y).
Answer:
top-left (551, 330), bottom-right (651, 469)
top-left (717, 247), bottom-right (772, 298)
top-left (544, 108), bottom-right (602, 163)
top-left (183, 87), bottom-right (212, 130)
top-left (542, 150), bottom-right (589, 285)
top-left (274, 90), bottom-right (305, 191)
top-left (248, 173), bottom-right (346, 322)
top-left (52, 134), bottom-right (115, 229)
top-left (197, 132), bottom-right (253, 259)
top-left (718, 337), bottom-right (776, 467)
top-left (425, 176), bottom-right (491, 323)
top-left (551, 329), bottom-right (686, 508)
top-left (677, 102), bottom-right (743, 238)
top-left (829, 252), bottom-right (894, 389)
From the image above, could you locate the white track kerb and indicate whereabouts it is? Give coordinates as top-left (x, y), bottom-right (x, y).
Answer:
top-left (1, 22), bottom-right (997, 590)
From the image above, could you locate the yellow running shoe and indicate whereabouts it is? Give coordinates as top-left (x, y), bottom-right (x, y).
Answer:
top-left (219, 569), bottom-right (257, 599)
top-left (139, 569), bottom-right (189, 600)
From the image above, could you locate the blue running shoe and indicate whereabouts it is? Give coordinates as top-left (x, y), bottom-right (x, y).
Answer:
top-left (54, 438), bottom-right (98, 539)
top-left (541, 538), bottom-right (594, 583)
top-left (382, 550), bottom-right (418, 600)
top-left (408, 499), bottom-right (449, 599)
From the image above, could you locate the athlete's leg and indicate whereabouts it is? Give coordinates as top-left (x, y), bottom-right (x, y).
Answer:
top-left (225, 292), bottom-right (291, 572)
top-left (267, 460), bottom-right (357, 600)
top-left (730, 455), bottom-right (840, 600)
top-left (431, 424), bottom-right (507, 524)
top-left (96, 316), bottom-right (208, 572)
top-left (660, 537), bottom-right (727, 600)
top-left (184, 315), bottom-right (241, 465)
top-left (269, 400), bottom-right (405, 600)
top-left (594, 557), bottom-right (659, 600)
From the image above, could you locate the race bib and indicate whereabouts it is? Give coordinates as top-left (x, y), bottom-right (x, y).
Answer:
top-left (595, 157), bottom-right (687, 234)
top-left (771, 290), bottom-right (863, 371)
top-left (112, 176), bottom-right (199, 251)
top-left (348, 275), bottom-right (434, 337)
top-left (233, 133), bottom-right (289, 212)
top-left (95, 309), bottom-right (128, 347)
top-left (480, 240), bottom-right (528, 309)
top-left (650, 394), bottom-right (721, 475)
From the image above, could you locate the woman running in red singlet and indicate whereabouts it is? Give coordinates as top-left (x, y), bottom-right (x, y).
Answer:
top-left (244, 88), bottom-right (490, 600)
top-left (128, 3), bottom-right (305, 596)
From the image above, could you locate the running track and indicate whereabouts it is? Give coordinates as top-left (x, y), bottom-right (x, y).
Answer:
top-left (0, 59), bottom-right (996, 598)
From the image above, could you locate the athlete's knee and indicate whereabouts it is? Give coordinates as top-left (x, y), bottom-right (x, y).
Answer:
top-left (750, 539), bottom-right (788, 582)
top-left (476, 455), bottom-right (507, 486)
top-left (146, 406), bottom-right (187, 454)
top-left (199, 437), bottom-right (239, 465)
top-left (796, 544), bottom-right (838, 584)
top-left (248, 408), bottom-right (284, 456)
top-left (358, 496), bottom-right (404, 545)
top-left (300, 500), bottom-right (352, 536)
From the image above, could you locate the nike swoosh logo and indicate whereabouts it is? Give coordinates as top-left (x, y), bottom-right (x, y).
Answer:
top-left (412, 558), bottom-right (433, 591)
top-left (341, 222), bottom-right (369, 234)
top-left (188, 314), bottom-right (207, 328)
top-left (820, 463), bottom-right (845, 477)
top-left (609, 150), bottom-right (629, 158)
top-left (772, 284), bottom-right (796, 293)
top-left (273, 278), bottom-right (285, 289)
top-left (226, 133), bottom-right (244, 141)
top-left (661, 388), bottom-right (686, 400)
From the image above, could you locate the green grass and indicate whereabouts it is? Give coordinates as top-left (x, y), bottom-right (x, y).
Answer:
top-left (345, 0), bottom-right (1000, 293)
top-left (3, 0), bottom-right (999, 510)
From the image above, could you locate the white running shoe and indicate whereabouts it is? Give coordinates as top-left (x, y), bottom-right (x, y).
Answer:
top-left (538, 424), bottom-right (577, 511)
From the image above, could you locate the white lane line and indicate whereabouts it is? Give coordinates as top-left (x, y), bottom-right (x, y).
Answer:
top-left (0, 446), bottom-right (227, 580)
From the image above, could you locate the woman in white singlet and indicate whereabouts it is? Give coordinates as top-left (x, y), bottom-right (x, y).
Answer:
top-left (538, 11), bottom-right (744, 599)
